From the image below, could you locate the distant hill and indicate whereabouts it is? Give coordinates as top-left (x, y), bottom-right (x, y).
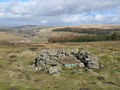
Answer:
top-left (13, 25), bottom-right (55, 31)
top-left (63, 24), bottom-right (120, 29)
top-left (0, 26), bottom-right (22, 41)
top-left (0, 24), bottom-right (120, 43)
top-left (37, 24), bottom-right (120, 37)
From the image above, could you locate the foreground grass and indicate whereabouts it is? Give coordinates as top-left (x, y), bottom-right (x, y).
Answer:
top-left (0, 41), bottom-right (120, 90)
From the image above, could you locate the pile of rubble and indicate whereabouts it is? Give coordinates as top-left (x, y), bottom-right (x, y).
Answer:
top-left (33, 48), bottom-right (100, 74)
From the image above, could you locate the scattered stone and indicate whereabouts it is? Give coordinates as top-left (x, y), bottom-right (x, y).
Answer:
top-left (87, 61), bottom-right (99, 69)
top-left (97, 76), bottom-right (105, 80)
top-left (48, 66), bottom-right (61, 74)
top-left (77, 50), bottom-right (99, 69)
top-left (33, 48), bottom-right (100, 74)
top-left (74, 69), bottom-right (84, 74)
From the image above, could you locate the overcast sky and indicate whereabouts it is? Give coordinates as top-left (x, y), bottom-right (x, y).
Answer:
top-left (0, 0), bottom-right (120, 26)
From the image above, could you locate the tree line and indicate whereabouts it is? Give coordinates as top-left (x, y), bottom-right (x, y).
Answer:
top-left (53, 27), bottom-right (120, 35)
top-left (48, 33), bottom-right (120, 43)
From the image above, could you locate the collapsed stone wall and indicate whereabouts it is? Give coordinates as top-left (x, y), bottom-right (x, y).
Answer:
top-left (33, 48), bottom-right (100, 74)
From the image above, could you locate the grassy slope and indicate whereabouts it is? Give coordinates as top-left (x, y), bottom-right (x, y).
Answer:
top-left (0, 41), bottom-right (120, 90)
top-left (0, 32), bottom-right (21, 40)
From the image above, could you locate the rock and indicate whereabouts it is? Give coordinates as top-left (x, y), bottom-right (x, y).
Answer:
top-left (48, 66), bottom-right (62, 74)
top-left (33, 48), bottom-right (100, 73)
top-left (77, 50), bottom-right (99, 69)
top-left (74, 69), bottom-right (84, 74)
top-left (87, 61), bottom-right (99, 69)
top-left (79, 63), bottom-right (85, 68)
top-left (97, 76), bottom-right (105, 80)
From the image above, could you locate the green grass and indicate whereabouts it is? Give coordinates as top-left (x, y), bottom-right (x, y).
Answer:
top-left (0, 41), bottom-right (120, 90)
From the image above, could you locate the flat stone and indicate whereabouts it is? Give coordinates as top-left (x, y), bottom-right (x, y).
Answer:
top-left (79, 63), bottom-right (85, 68)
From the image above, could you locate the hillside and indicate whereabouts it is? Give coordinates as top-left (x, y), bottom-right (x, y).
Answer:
top-left (0, 27), bottom-right (24, 42)
top-left (0, 41), bottom-right (120, 90)
top-left (0, 24), bottom-right (120, 90)
top-left (33, 24), bottom-right (120, 43)
top-left (0, 24), bottom-right (120, 43)
top-left (0, 32), bottom-right (21, 40)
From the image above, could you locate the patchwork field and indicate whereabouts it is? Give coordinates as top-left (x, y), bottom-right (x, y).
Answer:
top-left (0, 41), bottom-right (120, 90)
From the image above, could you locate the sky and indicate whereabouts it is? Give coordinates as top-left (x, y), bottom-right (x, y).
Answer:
top-left (0, 0), bottom-right (120, 26)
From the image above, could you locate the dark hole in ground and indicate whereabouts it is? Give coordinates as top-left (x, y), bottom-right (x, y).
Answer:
top-left (9, 55), bottom-right (17, 58)
top-left (97, 76), bottom-right (105, 80)
top-left (29, 47), bottom-right (38, 51)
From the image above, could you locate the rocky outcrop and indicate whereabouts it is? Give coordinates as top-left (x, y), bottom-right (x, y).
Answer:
top-left (33, 48), bottom-right (100, 74)
top-left (76, 50), bottom-right (99, 69)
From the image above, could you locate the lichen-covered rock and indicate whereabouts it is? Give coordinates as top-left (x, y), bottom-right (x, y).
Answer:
top-left (79, 63), bottom-right (85, 68)
top-left (48, 66), bottom-right (62, 74)
top-left (33, 48), bottom-right (99, 73)
top-left (77, 50), bottom-right (99, 69)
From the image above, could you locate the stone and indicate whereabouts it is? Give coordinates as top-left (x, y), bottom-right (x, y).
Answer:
top-left (76, 50), bottom-right (99, 69)
top-left (87, 60), bottom-right (99, 69)
top-left (33, 48), bottom-right (100, 73)
top-left (75, 69), bottom-right (84, 74)
top-left (79, 63), bottom-right (85, 68)
top-left (48, 66), bottom-right (62, 74)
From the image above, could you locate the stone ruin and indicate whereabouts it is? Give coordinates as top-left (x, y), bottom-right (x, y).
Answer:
top-left (33, 48), bottom-right (100, 74)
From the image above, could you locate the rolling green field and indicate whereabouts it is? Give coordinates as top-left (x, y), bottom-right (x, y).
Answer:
top-left (0, 41), bottom-right (120, 90)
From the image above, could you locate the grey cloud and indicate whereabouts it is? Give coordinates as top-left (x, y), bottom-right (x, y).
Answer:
top-left (0, 0), bottom-right (120, 25)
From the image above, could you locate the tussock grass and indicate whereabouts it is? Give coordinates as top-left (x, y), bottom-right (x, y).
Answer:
top-left (0, 41), bottom-right (120, 90)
